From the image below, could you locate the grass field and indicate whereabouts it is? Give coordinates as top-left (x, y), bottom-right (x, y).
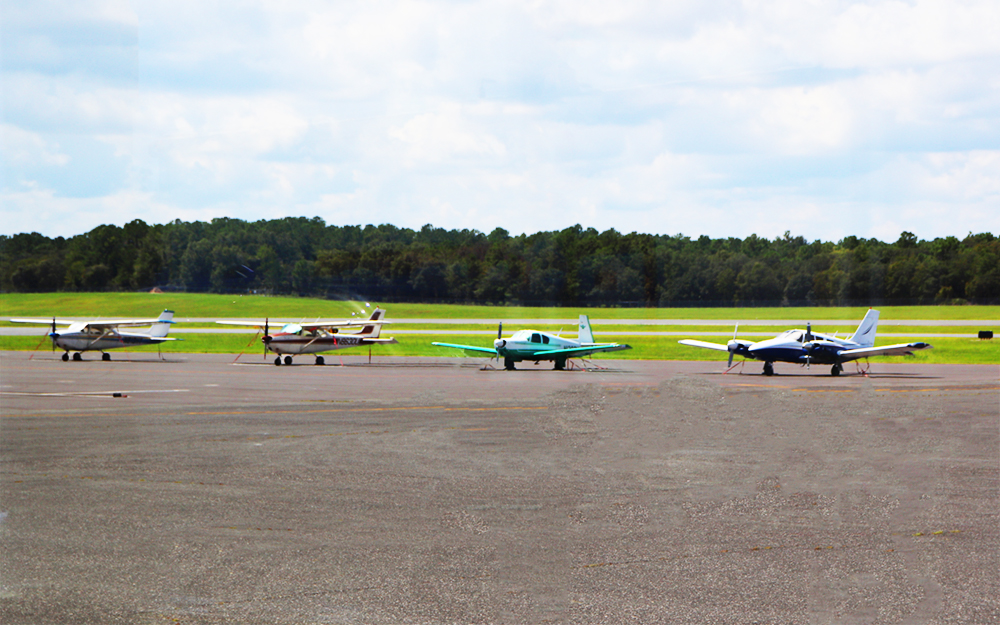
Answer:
top-left (2, 292), bottom-right (999, 320)
top-left (2, 292), bottom-right (998, 364)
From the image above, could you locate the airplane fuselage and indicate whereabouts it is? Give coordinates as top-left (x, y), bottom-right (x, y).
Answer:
top-left (743, 330), bottom-right (859, 365)
top-left (494, 330), bottom-right (581, 362)
top-left (264, 332), bottom-right (390, 355)
top-left (51, 330), bottom-right (168, 352)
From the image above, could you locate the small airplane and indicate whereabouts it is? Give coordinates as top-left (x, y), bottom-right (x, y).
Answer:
top-left (679, 309), bottom-right (932, 376)
top-left (218, 308), bottom-right (397, 365)
top-left (433, 315), bottom-right (631, 370)
top-left (11, 310), bottom-right (177, 361)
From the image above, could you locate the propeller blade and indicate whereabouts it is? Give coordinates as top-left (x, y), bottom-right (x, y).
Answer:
top-left (497, 322), bottom-right (502, 340)
top-left (263, 318), bottom-right (270, 359)
top-left (728, 351), bottom-right (734, 368)
top-left (733, 323), bottom-right (739, 340)
top-left (51, 317), bottom-right (57, 351)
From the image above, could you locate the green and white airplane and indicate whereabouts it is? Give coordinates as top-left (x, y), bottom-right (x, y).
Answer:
top-left (433, 315), bottom-right (631, 370)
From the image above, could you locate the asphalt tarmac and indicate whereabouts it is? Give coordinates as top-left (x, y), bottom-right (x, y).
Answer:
top-left (1, 352), bottom-right (998, 624)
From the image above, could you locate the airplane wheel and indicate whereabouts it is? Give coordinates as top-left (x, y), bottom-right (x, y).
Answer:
top-left (504, 357), bottom-right (516, 371)
top-left (763, 362), bottom-right (774, 376)
top-left (102, 353), bottom-right (110, 361)
top-left (831, 364), bottom-right (841, 376)
top-left (62, 352), bottom-right (69, 361)
top-left (554, 359), bottom-right (565, 370)
top-left (284, 356), bottom-right (293, 366)
top-left (72, 353), bottom-right (82, 361)
top-left (315, 356), bottom-right (325, 366)
top-left (274, 357), bottom-right (282, 366)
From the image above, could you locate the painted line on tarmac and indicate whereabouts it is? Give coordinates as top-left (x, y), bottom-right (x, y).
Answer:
top-left (185, 405), bottom-right (549, 416)
top-left (574, 529), bottom-right (963, 570)
top-left (0, 389), bottom-right (189, 397)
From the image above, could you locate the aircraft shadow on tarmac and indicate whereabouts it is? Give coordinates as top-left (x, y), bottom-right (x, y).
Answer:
top-left (708, 370), bottom-right (942, 379)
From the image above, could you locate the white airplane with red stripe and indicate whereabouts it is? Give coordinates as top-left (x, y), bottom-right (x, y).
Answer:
top-left (217, 308), bottom-right (396, 365)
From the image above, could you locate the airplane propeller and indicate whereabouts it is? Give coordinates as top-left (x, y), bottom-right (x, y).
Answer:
top-left (804, 322), bottom-right (813, 367)
top-left (726, 323), bottom-right (740, 367)
top-left (493, 322), bottom-right (505, 351)
top-left (49, 316), bottom-right (58, 351)
top-left (262, 318), bottom-right (271, 359)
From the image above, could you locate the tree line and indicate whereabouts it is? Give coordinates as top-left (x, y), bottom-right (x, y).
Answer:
top-left (1, 218), bottom-right (997, 306)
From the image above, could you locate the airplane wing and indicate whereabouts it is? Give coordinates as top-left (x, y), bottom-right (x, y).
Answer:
top-left (10, 318), bottom-right (78, 326)
top-left (216, 320), bottom-right (272, 328)
top-left (431, 342), bottom-right (498, 356)
top-left (535, 343), bottom-right (632, 358)
top-left (299, 320), bottom-right (389, 330)
top-left (678, 339), bottom-right (731, 352)
top-left (215, 320), bottom-right (387, 329)
top-left (837, 342), bottom-right (932, 361)
top-left (87, 318), bottom-right (167, 329)
top-left (11, 317), bottom-right (165, 329)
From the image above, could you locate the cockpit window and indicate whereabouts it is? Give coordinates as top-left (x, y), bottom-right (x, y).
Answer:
top-left (281, 323), bottom-right (303, 335)
top-left (531, 333), bottom-right (542, 343)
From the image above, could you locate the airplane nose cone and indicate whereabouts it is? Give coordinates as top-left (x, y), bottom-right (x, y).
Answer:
top-left (494, 338), bottom-right (505, 350)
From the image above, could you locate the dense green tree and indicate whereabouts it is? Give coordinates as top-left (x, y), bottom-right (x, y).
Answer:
top-left (2, 219), bottom-right (996, 305)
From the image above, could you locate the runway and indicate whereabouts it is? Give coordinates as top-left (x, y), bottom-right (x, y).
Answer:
top-left (1, 352), bottom-right (998, 623)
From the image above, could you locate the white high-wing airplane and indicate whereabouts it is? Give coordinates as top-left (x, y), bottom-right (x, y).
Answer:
top-left (433, 315), bottom-right (631, 370)
top-left (679, 308), bottom-right (932, 376)
top-left (11, 310), bottom-right (177, 361)
top-left (217, 308), bottom-right (397, 366)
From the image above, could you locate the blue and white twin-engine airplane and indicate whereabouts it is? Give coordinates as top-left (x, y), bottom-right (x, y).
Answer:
top-left (679, 309), bottom-right (931, 376)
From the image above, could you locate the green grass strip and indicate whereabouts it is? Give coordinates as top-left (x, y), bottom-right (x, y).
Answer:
top-left (2, 292), bottom-right (999, 321)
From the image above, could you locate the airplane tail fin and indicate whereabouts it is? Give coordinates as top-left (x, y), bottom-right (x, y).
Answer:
top-left (358, 308), bottom-right (384, 337)
top-left (149, 310), bottom-right (174, 337)
top-left (849, 308), bottom-right (879, 347)
top-left (577, 314), bottom-right (595, 344)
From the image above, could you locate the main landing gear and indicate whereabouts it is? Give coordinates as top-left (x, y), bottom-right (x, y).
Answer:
top-left (504, 357), bottom-right (516, 371)
top-left (762, 362), bottom-right (774, 376)
top-left (102, 352), bottom-right (111, 361)
top-left (831, 363), bottom-right (843, 376)
top-left (273, 355), bottom-right (326, 366)
top-left (554, 359), bottom-right (566, 370)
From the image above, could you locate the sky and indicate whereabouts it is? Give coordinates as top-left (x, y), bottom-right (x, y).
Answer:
top-left (2, 0), bottom-right (999, 242)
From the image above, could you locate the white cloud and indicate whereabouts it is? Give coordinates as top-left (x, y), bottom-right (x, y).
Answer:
top-left (388, 107), bottom-right (507, 164)
top-left (1, 124), bottom-right (69, 167)
top-left (2, 0), bottom-right (998, 241)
